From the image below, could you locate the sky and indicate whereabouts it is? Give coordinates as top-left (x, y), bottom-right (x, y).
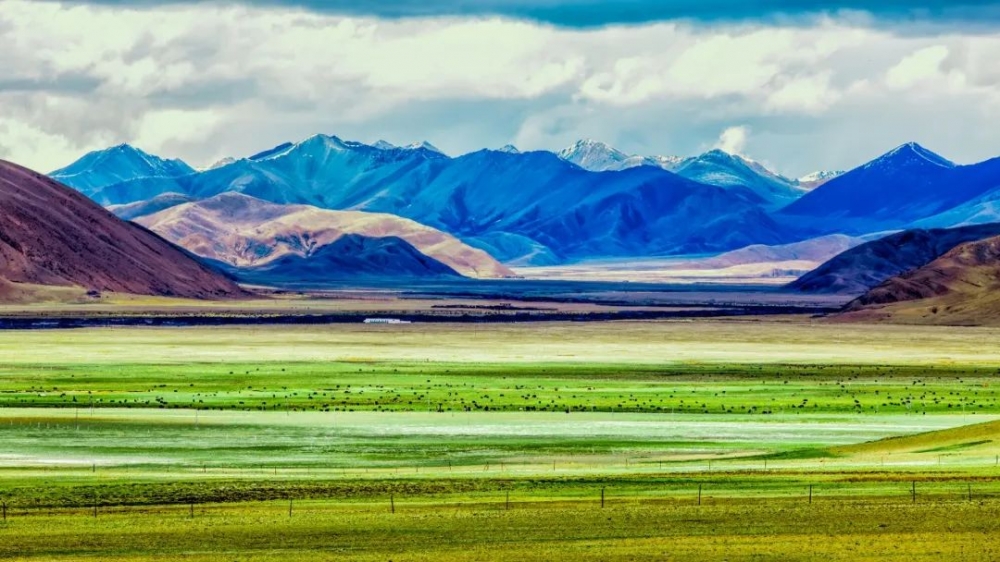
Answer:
top-left (2, 1), bottom-right (1000, 177)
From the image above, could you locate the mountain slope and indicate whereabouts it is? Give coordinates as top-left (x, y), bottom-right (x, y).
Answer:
top-left (107, 192), bottom-right (194, 220)
top-left (788, 223), bottom-right (1000, 295)
top-left (50, 144), bottom-right (194, 196)
top-left (234, 234), bottom-right (460, 284)
top-left (76, 136), bottom-right (788, 263)
top-left (780, 143), bottom-right (1000, 233)
top-left (135, 192), bottom-right (513, 279)
top-left (0, 159), bottom-right (245, 300)
top-left (672, 149), bottom-right (803, 207)
top-left (840, 235), bottom-right (1000, 325)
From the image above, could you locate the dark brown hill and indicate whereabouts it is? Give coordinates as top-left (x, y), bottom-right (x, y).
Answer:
top-left (0, 159), bottom-right (246, 300)
top-left (788, 223), bottom-right (1000, 295)
top-left (840, 235), bottom-right (1000, 325)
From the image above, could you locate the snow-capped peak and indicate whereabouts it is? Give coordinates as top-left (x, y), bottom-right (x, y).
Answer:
top-left (405, 141), bottom-right (444, 154)
top-left (498, 144), bottom-right (520, 154)
top-left (557, 139), bottom-right (686, 172)
top-left (868, 142), bottom-right (955, 170)
top-left (557, 139), bottom-right (631, 171)
top-left (798, 170), bottom-right (844, 183)
top-left (372, 140), bottom-right (397, 150)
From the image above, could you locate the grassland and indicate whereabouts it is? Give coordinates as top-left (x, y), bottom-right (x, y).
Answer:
top-left (3, 320), bottom-right (1000, 559)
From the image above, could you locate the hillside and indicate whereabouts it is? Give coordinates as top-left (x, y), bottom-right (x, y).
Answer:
top-left (0, 160), bottom-right (246, 300)
top-left (840, 234), bottom-right (1000, 325)
top-left (704, 234), bottom-right (861, 269)
top-left (107, 192), bottom-right (194, 220)
top-left (830, 419), bottom-right (1000, 457)
top-left (788, 223), bottom-right (1000, 295)
top-left (135, 192), bottom-right (513, 280)
top-left (233, 234), bottom-right (461, 284)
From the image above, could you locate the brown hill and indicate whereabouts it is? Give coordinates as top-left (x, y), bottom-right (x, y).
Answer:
top-left (135, 192), bottom-right (514, 279)
top-left (788, 224), bottom-right (1000, 295)
top-left (840, 234), bottom-right (1000, 325)
top-left (0, 160), bottom-right (246, 300)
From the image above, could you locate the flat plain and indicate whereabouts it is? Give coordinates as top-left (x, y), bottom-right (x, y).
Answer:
top-left (3, 319), bottom-right (1000, 560)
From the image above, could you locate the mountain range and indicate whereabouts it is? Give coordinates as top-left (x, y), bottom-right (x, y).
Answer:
top-left (55, 136), bottom-right (790, 264)
top-left (60, 138), bottom-right (1000, 265)
top-left (8, 131), bottom-right (1000, 315)
top-left (44, 136), bottom-right (1000, 304)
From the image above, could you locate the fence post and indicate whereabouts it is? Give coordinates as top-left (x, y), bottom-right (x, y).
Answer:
top-left (809, 485), bottom-right (813, 504)
top-left (601, 487), bottom-right (605, 509)
top-left (968, 483), bottom-right (973, 502)
top-left (2, 500), bottom-right (6, 521)
top-left (390, 493), bottom-right (395, 514)
top-left (289, 498), bottom-right (293, 518)
top-left (698, 484), bottom-right (702, 506)
top-left (505, 491), bottom-right (510, 511)
top-left (190, 503), bottom-right (194, 518)
top-left (911, 481), bottom-right (916, 503)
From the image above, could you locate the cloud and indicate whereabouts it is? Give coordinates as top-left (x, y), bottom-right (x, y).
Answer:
top-left (38, 0), bottom-right (1000, 28)
top-left (2, 0), bottom-right (1000, 177)
top-left (715, 126), bottom-right (750, 155)
top-left (885, 45), bottom-right (950, 88)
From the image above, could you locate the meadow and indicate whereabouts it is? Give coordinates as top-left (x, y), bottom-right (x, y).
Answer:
top-left (3, 319), bottom-right (1000, 559)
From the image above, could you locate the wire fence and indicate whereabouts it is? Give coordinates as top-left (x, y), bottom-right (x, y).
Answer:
top-left (5, 477), bottom-right (1000, 522)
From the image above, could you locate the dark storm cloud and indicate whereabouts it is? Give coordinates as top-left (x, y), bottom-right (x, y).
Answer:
top-left (36, 0), bottom-right (1000, 27)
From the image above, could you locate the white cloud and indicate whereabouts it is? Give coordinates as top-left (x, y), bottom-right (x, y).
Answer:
top-left (0, 1), bottom-right (999, 176)
top-left (766, 72), bottom-right (840, 114)
top-left (885, 45), bottom-right (950, 89)
top-left (715, 126), bottom-right (750, 155)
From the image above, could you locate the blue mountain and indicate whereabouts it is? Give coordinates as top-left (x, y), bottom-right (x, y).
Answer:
top-left (50, 144), bottom-right (194, 195)
top-left (54, 135), bottom-right (789, 264)
top-left (556, 140), bottom-right (802, 208)
top-left (671, 149), bottom-right (804, 208)
top-left (779, 143), bottom-right (1000, 234)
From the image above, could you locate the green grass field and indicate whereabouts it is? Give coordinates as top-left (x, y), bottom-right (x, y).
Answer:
top-left (3, 320), bottom-right (1000, 559)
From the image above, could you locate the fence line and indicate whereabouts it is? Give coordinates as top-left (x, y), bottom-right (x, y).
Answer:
top-left (3, 479), bottom-right (1000, 523)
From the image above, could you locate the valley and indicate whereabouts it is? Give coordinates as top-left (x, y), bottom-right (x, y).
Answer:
top-left (3, 320), bottom-right (1000, 560)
